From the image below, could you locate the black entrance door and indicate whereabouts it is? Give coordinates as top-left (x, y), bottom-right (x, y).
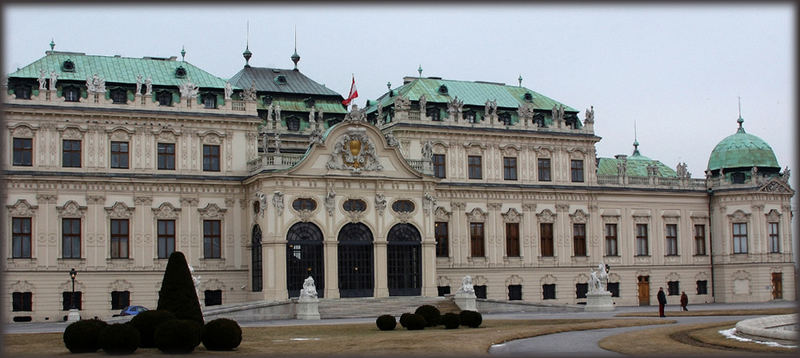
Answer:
top-left (387, 224), bottom-right (422, 296)
top-left (338, 223), bottom-right (374, 298)
top-left (286, 222), bottom-right (325, 298)
top-left (251, 225), bottom-right (262, 292)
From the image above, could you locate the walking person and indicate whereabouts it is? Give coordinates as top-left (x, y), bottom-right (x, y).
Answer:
top-left (680, 291), bottom-right (688, 311)
top-left (657, 287), bottom-right (667, 317)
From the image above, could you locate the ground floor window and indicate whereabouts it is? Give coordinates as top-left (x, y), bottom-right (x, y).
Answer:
top-left (696, 280), bottom-right (708, 295)
top-left (474, 285), bottom-right (487, 299)
top-left (667, 281), bottom-right (680, 296)
top-left (576, 283), bottom-right (588, 299)
top-left (437, 286), bottom-right (450, 296)
top-left (111, 291), bottom-right (130, 310)
top-left (542, 284), bottom-right (556, 300)
top-left (204, 290), bottom-right (222, 306)
top-left (12, 292), bottom-right (32, 311)
top-left (508, 285), bottom-right (522, 300)
top-left (607, 282), bottom-right (620, 297)
top-left (62, 291), bottom-right (82, 310)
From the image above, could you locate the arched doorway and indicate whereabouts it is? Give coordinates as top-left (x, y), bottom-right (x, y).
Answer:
top-left (387, 224), bottom-right (422, 296)
top-left (286, 222), bottom-right (325, 298)
top-left (251, 225), bottom-right (262, 292)
top-left (338, 223), bottom-right (374, 298)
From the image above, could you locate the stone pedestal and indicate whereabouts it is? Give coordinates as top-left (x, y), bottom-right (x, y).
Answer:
top-left (67, 308), bottom-right (81, 322)
top-left (296, 297), bottom-right (320, 320)
top-left (585, 291), bottom-right (614, 312)
top-left (454, 292), bottom-right (477, 312)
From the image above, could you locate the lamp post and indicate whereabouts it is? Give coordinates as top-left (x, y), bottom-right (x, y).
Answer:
top-left (67, 268), bottom-right (80, 322)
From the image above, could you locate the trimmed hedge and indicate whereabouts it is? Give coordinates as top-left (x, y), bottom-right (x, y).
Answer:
top-left (129, 309), bottom-right (176, 348)
top-left (63, 318), bottom-right (108, 353)
top-left (414, 305), bottom-right (441, 327)
top-left (459, 310), bottom-right (482, 328)
top-left (157, 251), bottom-right (204, 326)
top-left (202, 318), bottom-right (243, 351)
top-left (376, 314), bottom-right (397, 331)
top-left (442, 312), bottom-right (460, 329)
top-left (399, 312), bottom-right (413, 328)
top-left (99, 323), bottom-right (140, 354)
top-left (154, 319), bottom-right (202, 354)
top-left (403, 313), bottom-right (427, 330)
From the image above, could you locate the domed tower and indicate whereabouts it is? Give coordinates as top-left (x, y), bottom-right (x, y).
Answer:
top-left (707, 115), bottom-right (781, 184)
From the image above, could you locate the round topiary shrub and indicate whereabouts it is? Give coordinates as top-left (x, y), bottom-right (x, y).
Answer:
top-left (201, 318), bottom-right (242, 351)
top-left (442, 312), bottom-right (460, 329)
top-left (399, 312), bottom-right (413, 328)
top-left (129, 309), bottom-right (176, 348)
top-left (63, 318), bottom-right (108, 353)
top-left (414, 305), bottom-right (441, 327)
top-left (459, 310), bottom-right (482, 328)
top-left (154, 319), bottom-right (202, 354)
top-left (99, 323), bottom-right (140, 354)
top-left (404, 313), bottom-right (427, 330)
top-left (375, 314), bottom-right (397, 331)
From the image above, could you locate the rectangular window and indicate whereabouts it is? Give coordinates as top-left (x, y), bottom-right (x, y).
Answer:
top-left (542, 284), bottom-right (556, 300)
top-left (508, 285), bottom-right (522, 300)
top-left (540, 223), bottom-right (554, 257)
top-left (110, 141), bottom-right (129, 169)
top-left (635, 224), bottom-right (648, 256)
top-left (203, 95), bottom-right (217, 109)
top-left (576, 283), bottom-right (588, 299)
top-left (13, 138), bottom-right (33, 166)
top-left (573, 223), bottom-right (586, 256)
top-left (506, 223), bottom-right (520, 257)
top-left (204, 290), bottom-right (222, 306)
top-left (62, 291), bottom-right (82, 310)
top-left (470, 222), bottom-right (485, 257)
top-left (62, 139), bottom-right (81, 168)
top-left (110, 219), bottom-right (129, 259)
top-left (696, 280), bottom-right (708, 295)
top-left (432, 154), bottom-right (446, 178)
top-left (605, 224), bottom-right (618, 256)
top-left (694, 224), bottom-right (706, 255)
top-left (111, 291), bottom-right (130, 310)
top-left (474, 285), bottom-right (487, 299)
top-left (203, 220), bottom-right (221, 259)
top-left (157, 143), bottom-right (175, 170)
top-left (435, 222), bottom-right (449, 257)
top-left (571, 159), bottom-right (584, 182)
top-left (769, 222), bottom-right (780, 253)
top-left (667, 281), bottom-right (680, 296)
top-left (12, 292), bottom-right (32, 311)
top-left (538, 158), bottom-right (551, 182)
top-left (503, 157), bottom-right (518, 180)
top-left (157, 220), bottom-right (176, 259)
top-left (468, 155), bottom-right (482, 179)
top-left (62, 218), bottom-right (81, 259)
top-left (732, 223), bottom-right (748, 254)
top-left (665, 224), bottom-right (678, 256)
top-left (437, 286), bottom-right (451, 297)
top-left (203, 145), bottom-right (220, 172)
top-left (608, 282), bottom-right (620, 297)
top-left (12, 217), bottom-right (32, 258)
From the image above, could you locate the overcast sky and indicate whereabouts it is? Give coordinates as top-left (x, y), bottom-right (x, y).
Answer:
top-left (3, 4), bottom-right (795, 180)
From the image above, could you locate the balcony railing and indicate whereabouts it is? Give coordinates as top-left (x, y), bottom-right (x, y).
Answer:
top-left (596, 175), bottom-right (707, 190)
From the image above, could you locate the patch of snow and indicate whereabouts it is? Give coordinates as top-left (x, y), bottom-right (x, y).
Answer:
top-left (718, 328), bottom-right (797, 349)
top-left (289, 337), bottom-right (321, 341)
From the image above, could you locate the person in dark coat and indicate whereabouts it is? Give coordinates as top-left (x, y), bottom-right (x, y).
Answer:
top-left (680, 291), bottom-right (688, 311)
top-left (657, 287), bottom-right (667, 317)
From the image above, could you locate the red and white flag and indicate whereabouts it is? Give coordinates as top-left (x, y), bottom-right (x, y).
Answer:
top-left (342, 75), bottom-right (358, 106)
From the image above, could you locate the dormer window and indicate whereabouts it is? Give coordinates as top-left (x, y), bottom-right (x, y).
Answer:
top-left (427, 106), bottom-right (440, 121)
top-left (463, 110), bottom-right (476, 123)
top-left (202, 93), bottom-right (217, 109)
top-left (262, 95), bottom-right (273, 106)
top-left (438, 85), bottom-right (448, 95)
top-left (157, 91), bottom-right (172, 106)
top-left (111, 88), bottom-right (127, 104)
top-left (523, 92), bottom-right (533, 101)
top-left (286, 116), bottom-right (300, 131)
top-left (274, 75), bottom-right (287, 85)
top-left (731, 172), bottom-right (746, 184)
top-left (14, 84), bottom-right (31, 100)
top-left (499, 112), bottom-right (512, 126)
top-left (175, 66), bottom-right (187, 78)
top-left (62, 60), bottom-right (75, 72)
top-left (63, 86), bottom-right (80, 102)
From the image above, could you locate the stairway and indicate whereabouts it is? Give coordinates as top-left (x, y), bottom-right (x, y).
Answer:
top-left (318, 296), bottom-right (460, 319)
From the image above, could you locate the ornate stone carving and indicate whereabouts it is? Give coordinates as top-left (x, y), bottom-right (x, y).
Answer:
top-left (7, 199), bottom-right (38, 216)
top-left (135, 75), bottom-right (143, 95)
top-left (343, 104), bottom-right (368, 123)
top-left (466, 207), bottom-right (487, 222)
top-left (384, 132), bottom-right (399, 148)
top-left (759, 179), bottom-right (793, 193)
top-left (375, 193), bottom-right (386, 216)
top-left (86, 195), bottom-right (105, 205)
top-left (517, 102), bottom-right (534, 125)
top-left (56, 200), bottom-right (87, 218)
top-left (555, 203), bottom-right (570, 212)
top-left (179, 81), bottom-right (199, 100)
top-left (198, 203), bottom-right (226, 219)
top-left (393, 95), bottom-right (410, 111)
top-left (134, 196), bottom-right (153, 206)
top-left (434, 206), bottom-right (451, 221)
top-left (502, 208), bottom-right (522, 223)
top-left (584, 106), bottom-right (594, 123)
top-left (309, 128), bottom-right (324, 145)
top-left (423, 192), bottom-right (437, 213)
top-left (521, 203), bottom-right (537, 212)
top-left (326, 128), bottom-right (383, 173)
top-left (49, 71), bottom-right (58, 91)
top-left (421, 140), bottom-right (433, 162)
top-left (418, 95), bottom-right (427, 113)
top-left (537, 209), bottom-right (556, 223)
top-left (86, 73), bottom-right (106, 94)
top-left (728, 210), bottom-right (750, 222)
top-left (325, 187), bottom-right (336, 217)
top-left (38, 69), bottom-right (47, 90)
top-left (539, 274), bottom-right (557, 285)
top-left (765, 209), bottom-right (782, 222)
top-left (224, 81), bottom-right (232, 100)
top-left (145, 77), bottom-right (152, 96)
top-left (272, 191), bottom-right (284, 215)
top-left (242, 81), bottom-right (257, 102)
top-left (105, 202), bottom-right (135, 219)
top-left (255, 192), bottom-right (267, 217)
top-left (570, 209), bottom-right (588, 223)
top-left (152, 202), bottom-right (181, 220)
top-left (10, 125), bottom-right (35, 138)
top-left (180, 197), bottom-right (198, 207)
top-left (447, 96), bottom-right (464, 120)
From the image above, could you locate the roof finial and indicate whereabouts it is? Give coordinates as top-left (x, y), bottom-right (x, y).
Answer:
top-left (418, 65), bottom-right (423, 77)
top-left (518, 74), bottom-right (523, 87)
top-left (736, 96), bottom-right (745, 132)
top-left (387, 81), bottom-right (392, 90)
top-left (49, 38), bottom-right (55, 51)
top-left (633, 121), bottom-right (640, 155)
top-left (180, 46), bottom-right (186, 61)
top-left (243, 20), bottom-right (252, 67)
top-left (291, 25), bottom-right (300, 70)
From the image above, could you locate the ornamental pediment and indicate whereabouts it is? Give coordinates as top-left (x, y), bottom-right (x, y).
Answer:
top-left (759, 178), bottom-right (794, 194)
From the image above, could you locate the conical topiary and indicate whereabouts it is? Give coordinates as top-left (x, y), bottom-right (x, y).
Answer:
top-left (157, 251), bottom-right (204, 326)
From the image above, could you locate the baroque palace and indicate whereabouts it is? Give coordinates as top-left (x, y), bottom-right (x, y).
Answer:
top-left (3, 45), bottom-right (795, 323)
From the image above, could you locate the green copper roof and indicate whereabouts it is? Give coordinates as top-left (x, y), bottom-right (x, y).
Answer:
top-left (597, 146), bottom-right (678, 178)
top-left (367, 77), bottom-right (579, 112)
top-left (9, 51), bottom-right (229, 88)
top-left (707, 119), bottom-right (779, 171)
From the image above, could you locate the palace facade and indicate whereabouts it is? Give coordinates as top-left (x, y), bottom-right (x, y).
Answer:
top-left (3, 47), bottom-right (795, 323)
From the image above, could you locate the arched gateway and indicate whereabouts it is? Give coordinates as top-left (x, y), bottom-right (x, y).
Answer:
top-left (286, 222), bottom-right (325, 298)
top-left (387, 223), bottom-right (422, 296)
top-left (338, 223), bottom-right (374, 297)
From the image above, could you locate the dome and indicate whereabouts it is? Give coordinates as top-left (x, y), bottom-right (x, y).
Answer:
top-left (707, 117), bottom-right (779, 172)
